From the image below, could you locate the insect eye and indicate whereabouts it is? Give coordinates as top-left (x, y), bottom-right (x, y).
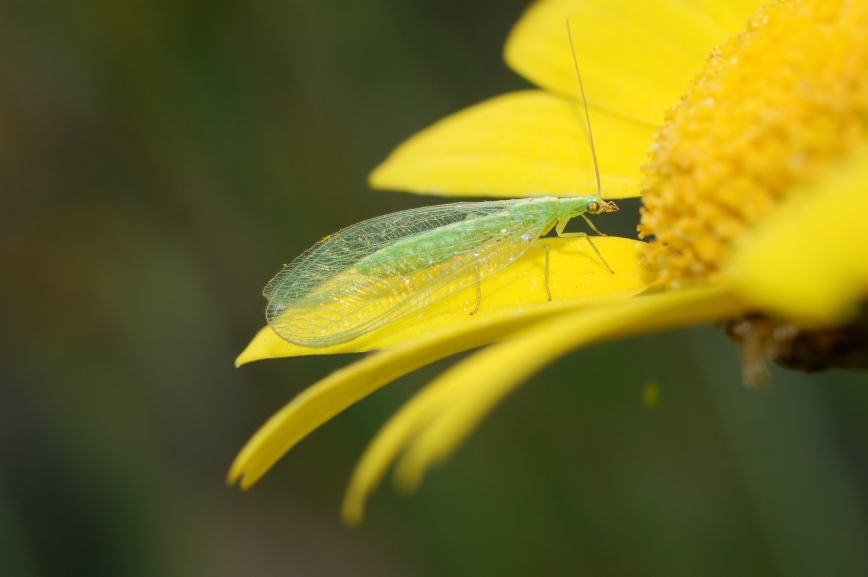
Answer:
top-left (589, 202), bottom-right (598, 212)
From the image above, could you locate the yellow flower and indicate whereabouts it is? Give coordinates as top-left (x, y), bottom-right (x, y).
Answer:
top-left (229, 0), bottom-right (868, 525)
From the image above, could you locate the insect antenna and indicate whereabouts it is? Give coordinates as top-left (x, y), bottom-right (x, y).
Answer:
top-left (566, 20), bottom-right (603, 204)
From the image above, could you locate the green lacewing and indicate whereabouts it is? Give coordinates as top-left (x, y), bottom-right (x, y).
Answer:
top-left (263, 22), bottom-right (617, 348)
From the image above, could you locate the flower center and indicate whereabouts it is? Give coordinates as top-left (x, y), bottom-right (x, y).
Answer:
top-left (638, 0), bottom-right (868, 289)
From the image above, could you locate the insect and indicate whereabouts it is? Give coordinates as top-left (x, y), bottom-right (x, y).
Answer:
top-left (263, 22), bottom-right (618, 348)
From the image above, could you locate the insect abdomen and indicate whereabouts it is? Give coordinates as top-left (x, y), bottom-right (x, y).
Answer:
top-left (356, 218), bottom-right (506, 276)
top-left (355, 201), bottom-right (557, 277)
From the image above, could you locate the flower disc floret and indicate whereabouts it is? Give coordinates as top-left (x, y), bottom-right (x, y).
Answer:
top-left (639, 0), bottom-right (868, 288)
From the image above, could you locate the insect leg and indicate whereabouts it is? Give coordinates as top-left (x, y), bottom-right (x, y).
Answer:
top-left (580, 214), bottom-right (608, 236)
top-left (531, 242), bottom-right (553, 301)
top-left (556, 219), bottom-right (614, 274)
top-left (469, 263), bottom-right (482, 315)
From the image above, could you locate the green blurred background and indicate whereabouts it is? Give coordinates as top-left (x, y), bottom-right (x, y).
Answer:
top-left (2, 1), bottom-right (868, 575)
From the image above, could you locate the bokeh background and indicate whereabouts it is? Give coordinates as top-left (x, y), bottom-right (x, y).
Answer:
top-left (2, 1), bottom-right (868, 575)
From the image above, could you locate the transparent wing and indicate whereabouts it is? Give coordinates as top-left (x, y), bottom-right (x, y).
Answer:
top-left (265, 199), bottom-right (553, 347)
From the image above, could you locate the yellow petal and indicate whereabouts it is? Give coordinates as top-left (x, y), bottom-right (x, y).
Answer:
top-left (721, 0), bottom-right (767, 26)
top-left (735, 147), bottom-right (868, 325)
top-left (231, 293), bottom-right (581, 492)
top-left (341, 353), bottom-right (470, 525)
top-left (369, 90), bottom-right (653, 200)
top-left (236, 236), bottom-right (654, 363)
top-left (230, 237), bottom-right (652, 493)
top-left (681, 0), bottom-right (765, 31)
top-left (505, 0), bottom-right (744, 125)
top-left (343, 286), bottom-right (747, 522)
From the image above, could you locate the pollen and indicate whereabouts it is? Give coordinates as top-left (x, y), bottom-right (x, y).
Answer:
top-left (638, 0), bottom-right (868, 288)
